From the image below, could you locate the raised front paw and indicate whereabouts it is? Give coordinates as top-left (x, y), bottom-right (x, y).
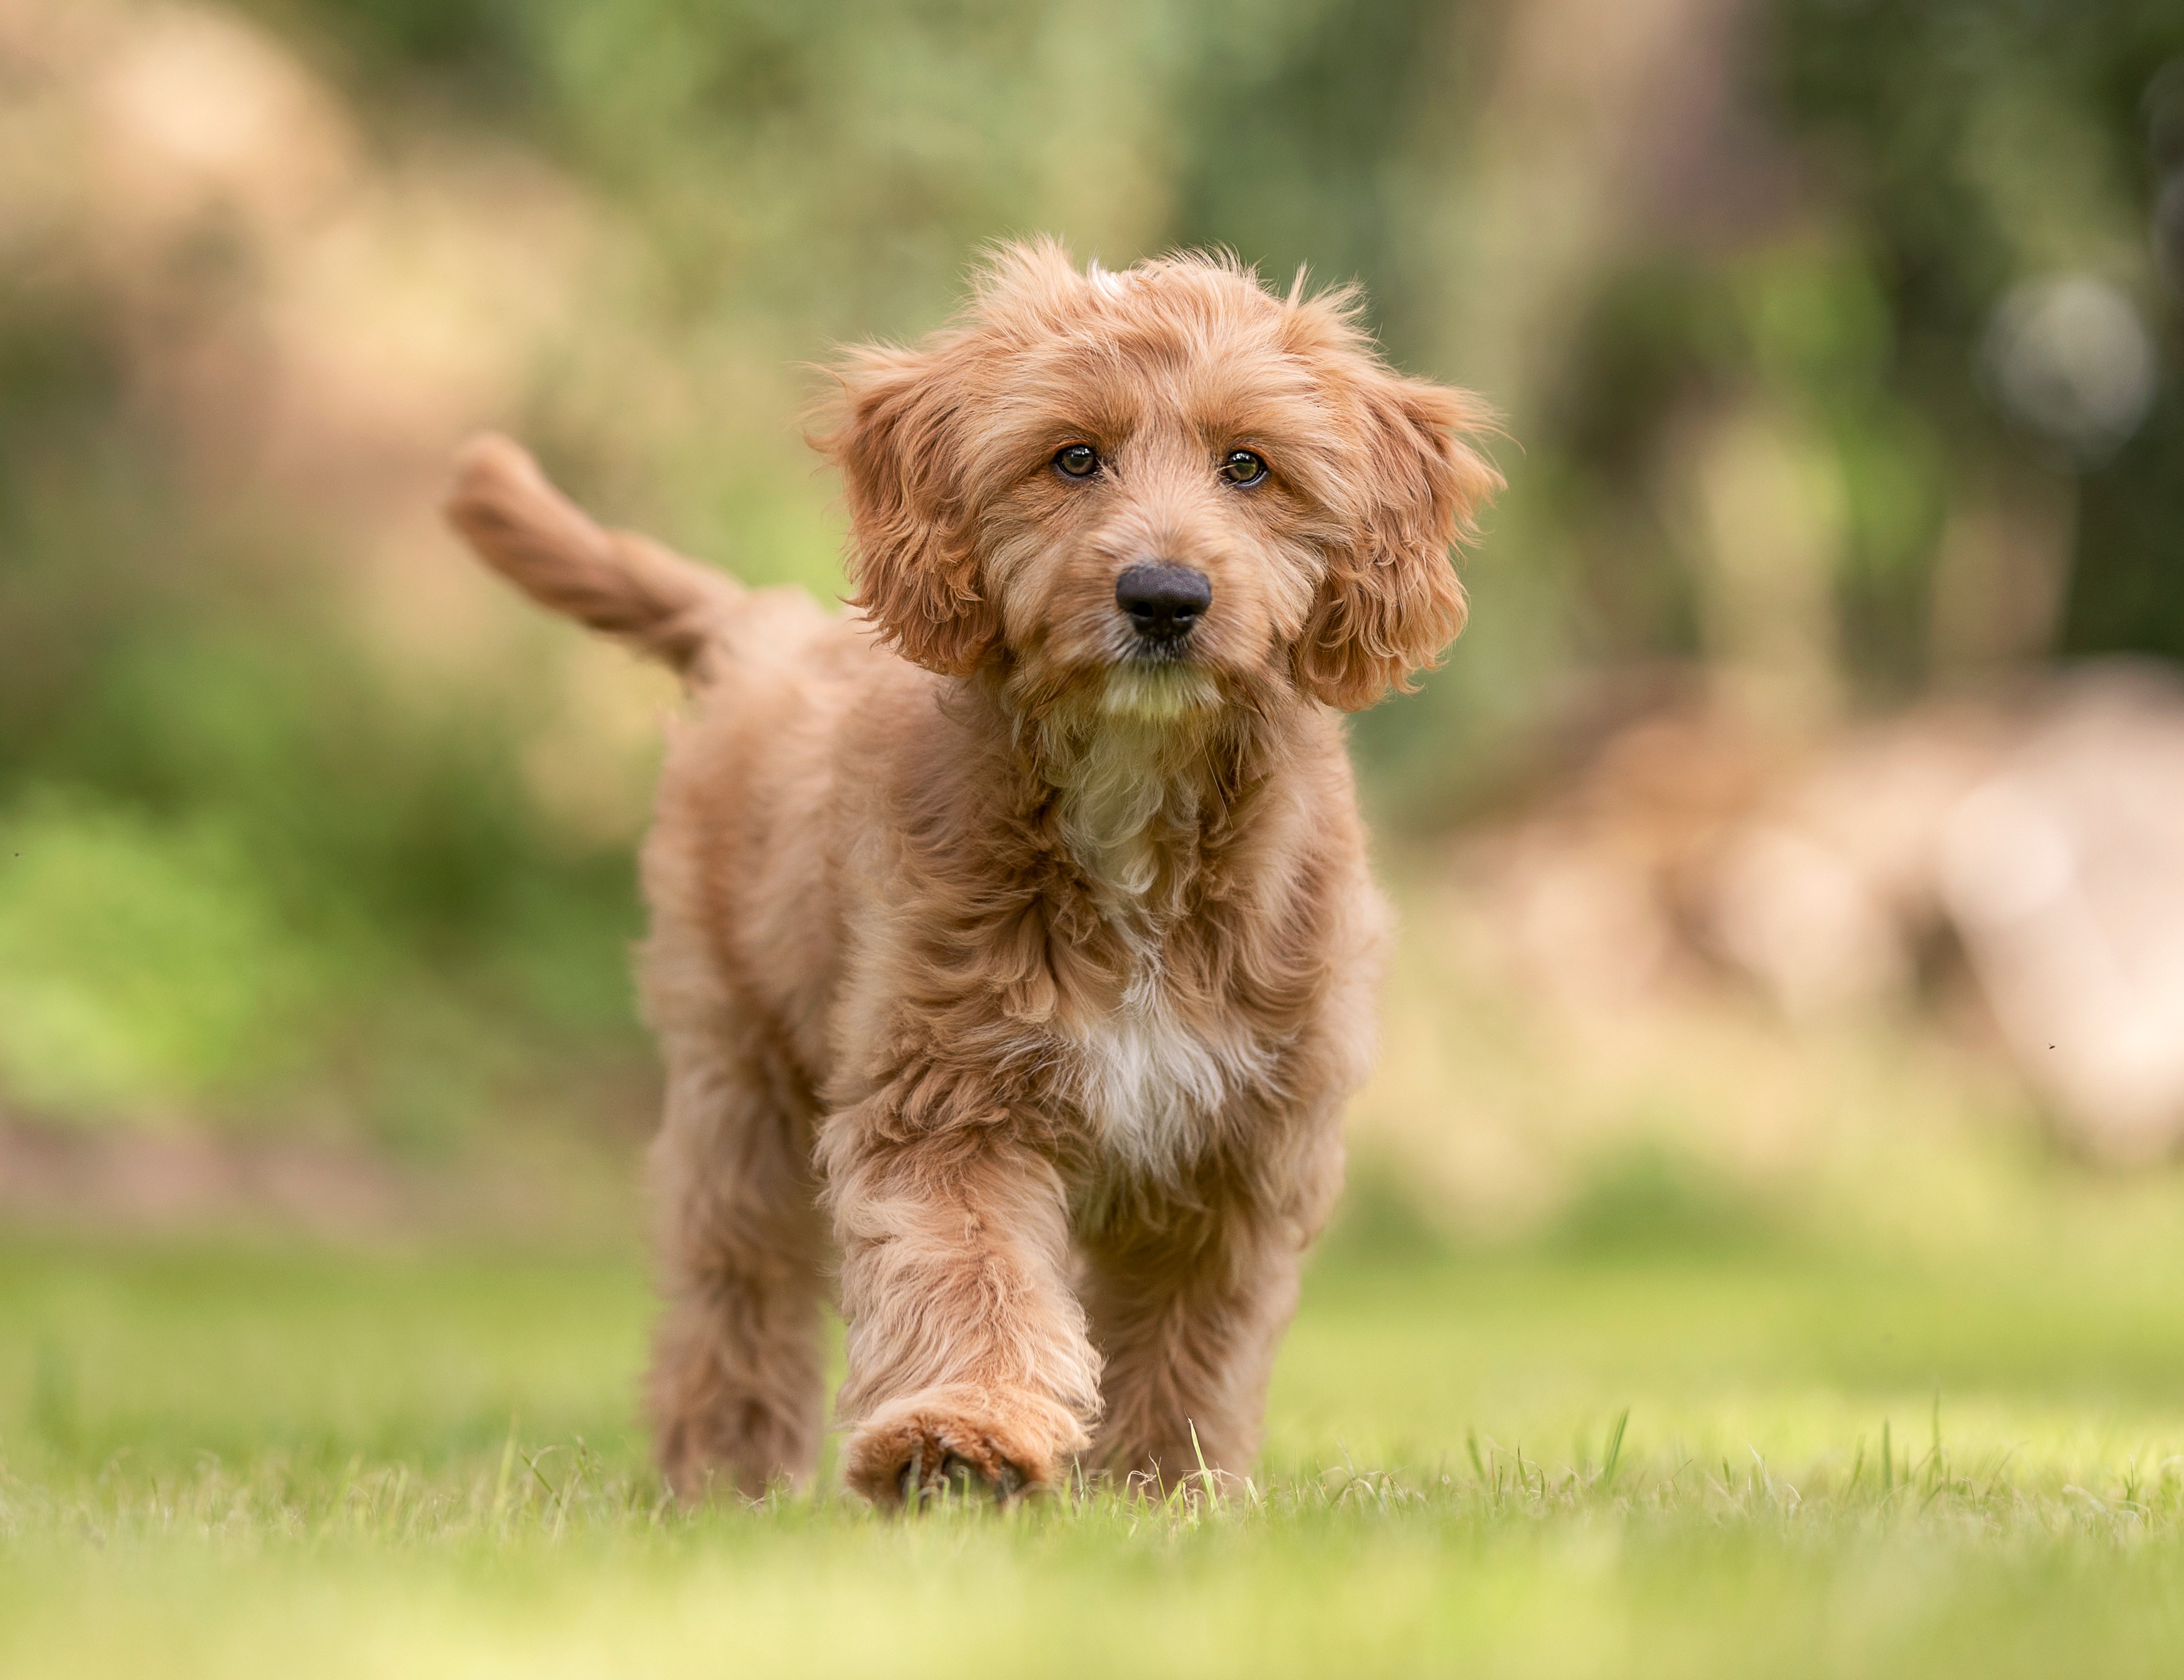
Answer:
top-left (843, 1383), bottom-right (1090, 1509)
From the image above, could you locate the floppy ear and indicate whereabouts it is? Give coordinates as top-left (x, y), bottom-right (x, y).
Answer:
top-left (1294, 373), bottom-right (1500, 713)
top-left (816, 345), bottom-right (1000, 676)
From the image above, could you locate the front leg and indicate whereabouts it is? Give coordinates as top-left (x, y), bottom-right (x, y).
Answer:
top-left (823, 1108), bottom-right (1101, 1506)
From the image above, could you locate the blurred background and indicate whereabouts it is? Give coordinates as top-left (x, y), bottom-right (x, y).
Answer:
top-left (3, 0), bottom-right (2182, 1248)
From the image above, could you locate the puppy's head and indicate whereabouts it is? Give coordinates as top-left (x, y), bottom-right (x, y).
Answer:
top-left (816, 240), bottom-right (1500, 717)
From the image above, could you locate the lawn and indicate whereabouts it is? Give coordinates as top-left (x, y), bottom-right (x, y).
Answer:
top-left (9, 1155), bottom-right (2184, 1680)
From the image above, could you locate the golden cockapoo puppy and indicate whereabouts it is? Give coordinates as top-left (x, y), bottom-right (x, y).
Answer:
top-left (446, 241), bottom-right (1499, 1506)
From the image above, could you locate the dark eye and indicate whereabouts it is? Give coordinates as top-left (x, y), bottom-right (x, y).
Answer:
top-left (1220, 449), bottom-right (1268, 486)
top-left (1054, 443), bottom-right (1099, 479)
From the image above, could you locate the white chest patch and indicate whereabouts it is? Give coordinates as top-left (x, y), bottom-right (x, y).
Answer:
top-left (1068, 989), bottom-right (1266, 1178)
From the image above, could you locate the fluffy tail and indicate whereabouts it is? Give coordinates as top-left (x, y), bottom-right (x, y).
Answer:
top-left (445, 434), bottom-right (736, 676)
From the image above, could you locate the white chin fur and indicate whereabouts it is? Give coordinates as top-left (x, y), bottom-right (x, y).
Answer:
top-left (1101, 661), bottom-right (1218, 721)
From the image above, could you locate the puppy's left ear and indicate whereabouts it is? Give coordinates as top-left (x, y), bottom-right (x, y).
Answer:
top-left (1295, 373), bottom-right (1501, 712)
top-left (815, 344), bottom-right (1000, 676)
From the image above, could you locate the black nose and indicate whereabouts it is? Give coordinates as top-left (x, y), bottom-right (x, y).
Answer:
top-left (1115, 562), bottom-right (1212, 642)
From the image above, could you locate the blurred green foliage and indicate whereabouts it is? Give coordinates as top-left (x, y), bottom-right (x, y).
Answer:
top-left (1774, 0), bottom-right (2184, 664)
top-left (2, 0), bottom-right (2179, 1132)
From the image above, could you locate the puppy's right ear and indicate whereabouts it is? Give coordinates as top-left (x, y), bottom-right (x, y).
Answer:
top-left (815, 345), bottom-right (999, 676)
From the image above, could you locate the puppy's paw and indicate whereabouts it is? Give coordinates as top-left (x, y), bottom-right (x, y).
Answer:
top-left (844, 1383), bottom-right (1089, 1510)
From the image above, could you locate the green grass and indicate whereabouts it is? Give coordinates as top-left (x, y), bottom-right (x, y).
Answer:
top-left (9, 1201), bottom-right (2184, 1678)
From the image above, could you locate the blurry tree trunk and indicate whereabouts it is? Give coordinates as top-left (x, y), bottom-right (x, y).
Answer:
top-left (1413, 0), bottom-right (1754, 423)
top-left (1405, 0), bottom-right (1841, 737)
top-left (1928, 459), bottom-right (2077, 680)
top-left (1677, 399), bottom-right (1847, 734)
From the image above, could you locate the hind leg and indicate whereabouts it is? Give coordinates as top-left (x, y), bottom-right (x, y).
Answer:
top-left (1081, 1209), bottom-right (1301, 1494)
top-left (645, 1027), bottom-right (827, 1500)
top-left (1085, 1118), bottom-right (1344, 1494)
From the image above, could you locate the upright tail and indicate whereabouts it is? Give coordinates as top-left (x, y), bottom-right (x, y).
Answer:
top-left (445, 435), bottom-right (737, 676)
